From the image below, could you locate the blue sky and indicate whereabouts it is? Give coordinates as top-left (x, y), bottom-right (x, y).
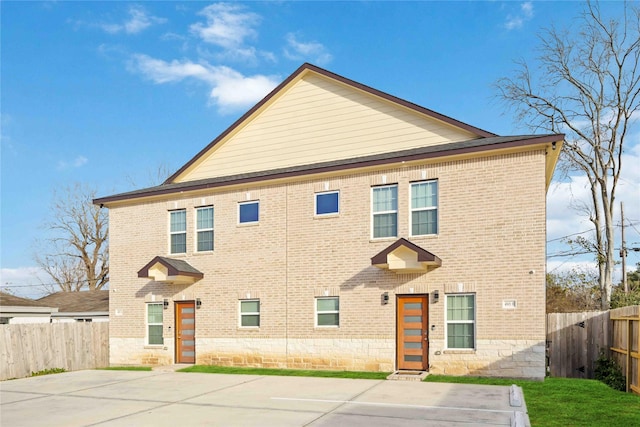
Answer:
top-left (2, 1), bottom-right (639, 298)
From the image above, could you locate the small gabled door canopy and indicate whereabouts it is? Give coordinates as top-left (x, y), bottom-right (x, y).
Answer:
top-left (138, 256), bottom-right (204, 285)
top-left (371, 238), bottom-right (442, 273)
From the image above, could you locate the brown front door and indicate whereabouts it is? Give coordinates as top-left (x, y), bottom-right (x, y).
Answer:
top-left (397, 295), bottom-right (429, 370)
top-left (175, 301), bottom-right (195, 364)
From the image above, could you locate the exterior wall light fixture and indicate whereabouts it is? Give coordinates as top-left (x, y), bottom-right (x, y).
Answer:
top-left (196, 298), bottom-right (202, 309)
top-left (381, 292), bottom-right (389, 305)
top-left (432, 291), bottom-right (439, 303)
top-left (163, 299), bottom-right (169, 310)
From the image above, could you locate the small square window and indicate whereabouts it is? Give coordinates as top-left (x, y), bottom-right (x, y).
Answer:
top-left (315, 191), bottom-right (339, 215)
top-left (240, 300), bottom-right (260, 327)
top-left (316, 297), bottom-right (339, 327)
top-left (239, 201), bottom-right (259, 224)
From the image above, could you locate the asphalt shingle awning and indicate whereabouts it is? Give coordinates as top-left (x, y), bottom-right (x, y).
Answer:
top-left (138, 256), bottom-right (204, 285)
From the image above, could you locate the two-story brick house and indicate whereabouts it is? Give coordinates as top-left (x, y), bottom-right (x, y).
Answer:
top-left (95, 63), bottom-right (563, 378)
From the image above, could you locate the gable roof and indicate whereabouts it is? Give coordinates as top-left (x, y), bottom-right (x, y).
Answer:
top-left (138, 256), bottom-right (204, 280)
top-left (0, 292), bottom-right (48, 308)
top-left (165, 63), bottom-right (497, 185)
top-left (93, 63), bottom-right (565, 206)
top-left (37, 290), bottom-right (109, 313)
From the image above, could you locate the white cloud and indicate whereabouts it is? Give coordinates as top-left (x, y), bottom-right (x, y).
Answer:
top-left (504, 2), bottom-right (534, 30)
top-left (57, 155), bottom-right (88, 171)
top-left (284, 33), bottom-right (332, 66)
top-left (99, 5), bottom-right (166, 35)
top-left (0, 267), bottom-right (49, 299)
top-left (190, 3), bottom-right (259, 50)
top-left (127, 54), bottom-right (279, 112)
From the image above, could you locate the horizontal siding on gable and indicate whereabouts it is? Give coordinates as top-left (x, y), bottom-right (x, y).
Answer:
top-left (179, 74), bottom-right (477, 183)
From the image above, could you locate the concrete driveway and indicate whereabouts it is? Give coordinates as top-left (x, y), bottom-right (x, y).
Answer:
top-left (0, 370), bottom-right (530, 426)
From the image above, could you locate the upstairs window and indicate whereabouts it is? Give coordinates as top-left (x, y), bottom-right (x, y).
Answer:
top-left (196, 206), bottom-right (214, 252)
top-left (411, 180), bottom-right (438, 236)
top-left (239, 201), bottom-right (259, 224)
top-left (372, 185), bottom-right (398, 238)
top-left (169, 210), bottom-right (186, 254)
top-left (315, 191), bottom-right (339, 216)
top-left (240, 300), bottom-right (260, 327)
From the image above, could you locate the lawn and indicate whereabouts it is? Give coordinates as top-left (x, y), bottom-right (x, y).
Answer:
top-left (425, 375), bottom-right (640, 426)
top-left (177, 365), bottom-right (390, 380)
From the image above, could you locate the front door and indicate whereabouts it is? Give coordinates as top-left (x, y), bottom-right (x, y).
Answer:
top-left (175, 301), bottom-right (195, 364)
top-left (397, 295), bottom-right (429, 370)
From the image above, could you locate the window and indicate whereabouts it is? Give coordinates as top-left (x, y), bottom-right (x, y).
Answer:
top-left (411, 180), bottom-right (438, 236)
top-left (315, 191), bottom-right (339, 215)
top-left (239, 201), bottom-right (259, 224)
top-left (316, 297), bottom-right (339, 327)
top-left (372, 185), bottom-right (398, 238)
top-left (196, 206), bottom-right (214, 252)
top-left (446, 294), bottom-right (475, 349)
top-left (169, 210), bottom-right (186, 254)
top-left (147, 303), bottom-right (164, 345)
top-left (0, 317), bottom-right (10, 324)
top-left (240, 300), bottom-right (260, 327)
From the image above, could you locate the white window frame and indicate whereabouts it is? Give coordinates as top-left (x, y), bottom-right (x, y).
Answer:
top-left (146, 302), bottom-right (164, 346)
top-left (371, 184), bottom-right (398, 239)
top-left (410, 180), bottom-right (438, 236)
top-left (445, 294), bottom-right (476, 350)
top-left (239, 299), bottom-right (260, 328)
top-left (169, 209), bottom-right (187, 254)
top-left (238, 201), bottom-right (259, 225)
top-left (315, 296), bottom-right (340, 327)
top-left (195, 206), bottom-right (214, 252)
top-left (315, 190), bottom-right (340, 216)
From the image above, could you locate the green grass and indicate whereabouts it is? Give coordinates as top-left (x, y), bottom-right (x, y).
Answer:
top-left (425, 375), bottom-right (640, 426)
top-left (31, 368), bottom-right (66, 377)
top-left (178, 365), bottom-right (390, 380)
top-left (99, 366), bottom-right (153, 371)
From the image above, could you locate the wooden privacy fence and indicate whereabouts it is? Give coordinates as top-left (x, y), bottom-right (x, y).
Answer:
top-left (610, 305), bottom-right (639, 395)
top-left (547, 306), bottom-right (640, 395)
top-left (0, 322), bottom-right (109, 381)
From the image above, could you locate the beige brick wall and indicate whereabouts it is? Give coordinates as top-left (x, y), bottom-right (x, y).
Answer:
top-left (108, 149), bottom-right (547, 378)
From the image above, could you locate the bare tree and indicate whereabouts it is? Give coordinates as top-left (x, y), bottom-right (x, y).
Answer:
top-left (496, 2), bottom-right (640, 309)
top-left (34, 183), bottom-right (108, 292)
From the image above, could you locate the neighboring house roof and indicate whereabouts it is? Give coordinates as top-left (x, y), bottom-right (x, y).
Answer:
top-left (37, 290), bottom-right (109, 313)
top-left (0, 292), bottom-right (58, 318)
top-left (0, 292), bottom-right (48, 307)
top-left (94, 63), bottom-right (564, 206)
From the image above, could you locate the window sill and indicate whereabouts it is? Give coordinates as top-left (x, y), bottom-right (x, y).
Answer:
top-left (369, 237), bottom-right (398, 243)
top-left (314, 213), bottom-right (339, 219)
top-left (237, 222), bottom-right (259, 227)
top-left (443, 349), bottom-right (476, 354)
top-left (193, 251), bottom-right (214, 256)
top-left (314, 326), bottom-right (339, 329)
top-left (237, 327), bottom-right (260, 331)
top-left (144, 345), bottom-right (166, 350)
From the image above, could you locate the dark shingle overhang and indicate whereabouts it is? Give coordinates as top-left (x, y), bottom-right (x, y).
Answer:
top-left (371, 238), bottom-right (442, 273)
top-left (138, 256), bottom-right (204, 285)
top-left (94, 134), bottom-right (562, 206)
